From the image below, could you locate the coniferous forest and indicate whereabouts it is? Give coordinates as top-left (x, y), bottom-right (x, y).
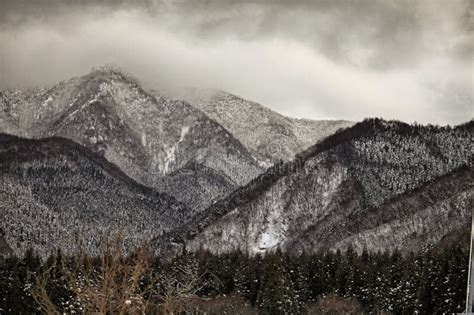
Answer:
top-left (0, 244), bottom-right (468, 314)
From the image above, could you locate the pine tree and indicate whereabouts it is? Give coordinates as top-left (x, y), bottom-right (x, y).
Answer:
top-left (257, 249), bottom-right (300, 314)
top-left (416, 253), bottom-right (434, 314)
top-left (294, 251), bottom-right (311, 304)
top-left (0, 256), bottom-right (22, 313)
top-left (398, 252), bottom-right (418, 314)
top-left (45, 249), bottom-right (73, 312)
top-left (234, 251), bottom-right (258, 301)
top-left (307, 252), bottom-right (326, 300)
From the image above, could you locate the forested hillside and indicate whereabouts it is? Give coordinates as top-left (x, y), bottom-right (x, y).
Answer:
top-left (171, 119), bottom-right (473, 254)
top-left (0, 134), bottom-right (188, 257)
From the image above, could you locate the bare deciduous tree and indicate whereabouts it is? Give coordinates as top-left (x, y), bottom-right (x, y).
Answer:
top-left (30, 235), bottom-right (213, 314)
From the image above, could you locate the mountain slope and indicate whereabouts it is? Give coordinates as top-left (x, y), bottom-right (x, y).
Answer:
top-left (158, 162), bottom-right (237, 215)
top-left (288, 166), bottom-right (472, 254)
top-left (164, 119), bottom-right (473, 254)
top-left (0, 66), bottom-right (263, 210)
top-left (171, 89), bottom-right (354, 165)
top-left (0, 133), bottom-right (189, 257)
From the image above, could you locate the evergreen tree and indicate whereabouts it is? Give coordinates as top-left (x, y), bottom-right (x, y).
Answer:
top-left (45, 249), bottom-right (73, 312)
top-left (293, 251), bottom-right (311, 305)
top-left (307, 252), bottom-right (326, 300)
top-left (0, 256), bottom-right (23, 313)
top-left (234, 251), bottom-right (258, 302)
top-left (0, 243), bottom-right (470, 314)
top-left (416, 253), bottom-right (435, 314)
top-left (398, 252), bottom-right (418, 314)
top-left (257, 249), bottom-right (300, 314)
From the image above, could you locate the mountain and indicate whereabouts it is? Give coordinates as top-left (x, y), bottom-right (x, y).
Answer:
top-left (0, 133), bottom-right (189, 257)
top-left (0, 66), bottom-right (263, 210)
top-left (163, 119), bottom-right (473, 254)
top-left (159, 161), bottom-right (237, 214)
top-left (287, 165), bottom-right (472, 254)
top-left (1, 66), bottom-right (356, 211)
top-left (3, 67), bottom-right (471, 258)
top-left (169, 88), bottom-right (354, 166)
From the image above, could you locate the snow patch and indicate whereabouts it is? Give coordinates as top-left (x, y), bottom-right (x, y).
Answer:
top-left (87, 97), bottom-right (99, 105)
top-left (42, 96), bottom-right (53, 107)
top-left (257, 160), bottom-right (273, 169)
top-left (161, 126), bottom-right (191, 174)
top-left (141, 132), bottom-right (147, 147)
top-left (163, 145), bottom-right (176, 174)
top-left (258, 229), bottom-right (280, 250)
top-left (179, 126), bottom-right (190, 142)
top-left (255, 223), bottom-right (285, 252)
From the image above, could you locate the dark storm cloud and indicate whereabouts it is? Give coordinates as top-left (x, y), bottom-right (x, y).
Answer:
top-left (0, 0), bottom-right (472, 124)
top-left (160, 0), bottom-right (473, 69)
top-left (2, 0), bottom-right (472, 68)
top-left (161, 0), bottom-right (424, 68)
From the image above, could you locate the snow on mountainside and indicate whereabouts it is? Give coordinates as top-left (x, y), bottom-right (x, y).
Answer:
top-left (292, 166), bottom-right (472, 254)
top-left (163, 119), bottom-right (473, 255)
top-left (160, 161), bottom-right (237, 215)
top-left (169, 88), bottom-right (354, 166)
top-left (0, 134), bottom-right (189, 257)
top-left (0, 66), bottom-right (263, 210)
top-left (2, 66), bottom-right (472, 258)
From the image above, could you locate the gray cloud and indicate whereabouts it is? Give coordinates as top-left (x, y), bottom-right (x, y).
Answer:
top-left (0, 0), bottom-right (472, 125)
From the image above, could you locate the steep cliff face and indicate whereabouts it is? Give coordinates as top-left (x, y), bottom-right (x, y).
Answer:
top-left (168, 89), bottom-right (353, 166)
top-left (0, 66), bottom-right (263, 210)
top-left (182, 119), bottom-right (473, 254)
top-left (0, 134), bottom-right (189, 257)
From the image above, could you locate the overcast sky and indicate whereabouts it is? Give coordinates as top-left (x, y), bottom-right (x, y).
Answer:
top-left (0, 0), bottom-right (472, 125)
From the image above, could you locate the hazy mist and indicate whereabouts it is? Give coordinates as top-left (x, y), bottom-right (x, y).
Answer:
top-left (0, 0), bottom-right (472, 124)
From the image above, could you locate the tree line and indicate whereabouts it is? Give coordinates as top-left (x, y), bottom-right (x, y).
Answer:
top-left (0, 244), bottom-right (468, 314)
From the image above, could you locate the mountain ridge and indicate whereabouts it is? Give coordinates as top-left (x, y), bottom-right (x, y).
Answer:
top-left (163, 87), bottom-right (354, 165)
top-left (158, 118), bottom-right (473, 254)
top-left (0, 132), bottom-right (190, 257)
top-left (0, 66), bottom-right (264, 210)
top-left (1, 67), bottom-right (472, 258)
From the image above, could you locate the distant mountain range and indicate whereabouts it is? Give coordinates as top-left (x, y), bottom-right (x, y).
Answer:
top-left (165, 119), bottom-right (473, 255)
top-left (0, 66), bottom-right (472, 257)
top-left (166, 88), bottom-right (353, 166)
top-left (1, 66), bottom-right (348, 212)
